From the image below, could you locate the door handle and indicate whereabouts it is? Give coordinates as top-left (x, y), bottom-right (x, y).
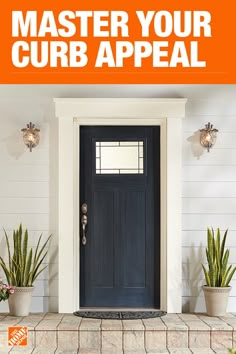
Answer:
top-left (81, 203), bottom-right (88, 245)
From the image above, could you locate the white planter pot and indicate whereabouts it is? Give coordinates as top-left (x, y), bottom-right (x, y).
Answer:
top-left (8, 287), bottom-right (34, 316)
top-left (202, 286), bottom-right (231, 316)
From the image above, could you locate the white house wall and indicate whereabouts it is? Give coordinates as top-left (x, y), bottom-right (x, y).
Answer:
top-left (182, 98), bottom-right (236, 312)
top-left (0, 100), bottom-right (58, 313)
top-left (0, 87), bottom-right (236, 313)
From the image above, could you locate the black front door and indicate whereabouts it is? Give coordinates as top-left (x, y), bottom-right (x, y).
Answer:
top-left (80, 126), bottom-right (160, 308)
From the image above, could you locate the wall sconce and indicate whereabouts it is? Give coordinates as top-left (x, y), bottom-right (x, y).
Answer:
top-left (200, 122), bottom-right (218, 152)
top-left (21, 122), bottom-right (40, 152)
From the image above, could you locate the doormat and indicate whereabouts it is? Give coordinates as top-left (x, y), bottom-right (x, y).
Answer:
top-left (73, 311), bottom-right (166, 320)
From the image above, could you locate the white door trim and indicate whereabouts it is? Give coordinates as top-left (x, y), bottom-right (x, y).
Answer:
top-left (54, 98), bottom-right (187, 313)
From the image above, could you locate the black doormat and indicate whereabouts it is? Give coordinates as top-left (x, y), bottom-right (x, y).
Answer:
top-left (74, 310), bottom-right (166, 320)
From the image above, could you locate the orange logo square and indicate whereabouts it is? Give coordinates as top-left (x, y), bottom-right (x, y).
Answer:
top-left (8, 327), bottom-right (28, 346)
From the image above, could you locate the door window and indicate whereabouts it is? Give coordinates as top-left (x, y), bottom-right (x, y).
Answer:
top-left (95, 141), bottom-right (144, 174)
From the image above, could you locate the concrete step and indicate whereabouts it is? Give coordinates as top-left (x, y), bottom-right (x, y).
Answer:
top-left (0, 313), bottom-right (235, 353)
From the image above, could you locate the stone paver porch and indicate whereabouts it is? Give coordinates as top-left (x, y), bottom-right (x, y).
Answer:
top-left (0, 313), bottom-right (236, 354)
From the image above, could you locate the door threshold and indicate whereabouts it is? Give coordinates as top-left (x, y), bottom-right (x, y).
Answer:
top-left (80, 307), bottom-right (161, 312)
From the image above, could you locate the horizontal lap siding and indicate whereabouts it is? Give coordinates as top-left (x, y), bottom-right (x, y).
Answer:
top-left (182, 98), bottom-right (236, 312)
top-left (0, 117), bottom-right (54, 313)
top-left (183, 182), bottom-right (236, 198)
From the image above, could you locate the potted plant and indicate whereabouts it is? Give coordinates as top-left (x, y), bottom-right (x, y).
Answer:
top-left (0, 224), bottom-right (51, 316)
top-left (229, 350), bottom-right (236, 354)
top-left (202, 227), bottom-right (236, 316)
top-left (0, 279), bottom-right (15, 302)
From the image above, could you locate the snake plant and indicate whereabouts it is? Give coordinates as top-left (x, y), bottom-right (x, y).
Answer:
top-left (0, 224), bottom-right (51, 287)
top-left (202, 228), bottom-right (236, 287)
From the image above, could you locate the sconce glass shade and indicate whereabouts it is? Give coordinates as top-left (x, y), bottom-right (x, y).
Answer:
top-left (21, 122), bottom-right (40, 152)
top-left (200, 122), bottom-right (218, 152)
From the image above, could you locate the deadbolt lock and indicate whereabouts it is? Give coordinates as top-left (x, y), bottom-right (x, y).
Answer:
top-left (81, 203), bottom-right (88, 214)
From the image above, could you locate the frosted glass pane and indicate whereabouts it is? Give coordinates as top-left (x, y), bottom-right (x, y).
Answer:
top-left (139, 158), bottom-right (144, 169)
top-left (96, 158), bottom-right (100, 170)
top-left (120, 141), bottom-right (139, 146)
top-left (101, 142), bottom-right (119, 146)
top-left (96, 141), bottom-right (144, 174)
top-left (96, 147), bottom-right (100, 158)
top-left (119, 170), bottom-right (139, 174)
top-left (139, 147), bottom-right (143, 158)
top-left (100, 169), bottom-right (120, 174)
top-left (101, 146), bottom-right (138, 169)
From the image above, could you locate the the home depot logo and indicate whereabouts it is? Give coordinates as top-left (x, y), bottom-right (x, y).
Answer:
top-left (8, 327), bottom-right (28, 346)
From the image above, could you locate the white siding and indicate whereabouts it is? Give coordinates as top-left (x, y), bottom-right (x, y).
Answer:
top-left (182, 97), bottom-right (236, 312)
top-left (0, 107), bottom-right (56, 313)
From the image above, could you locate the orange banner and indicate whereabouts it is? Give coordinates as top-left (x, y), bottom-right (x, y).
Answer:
top-left (0, 0), bottom-right (235, 83)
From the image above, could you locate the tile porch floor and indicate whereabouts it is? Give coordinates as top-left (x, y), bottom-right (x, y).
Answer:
top-left (0, 312), bottom-right (236, 354)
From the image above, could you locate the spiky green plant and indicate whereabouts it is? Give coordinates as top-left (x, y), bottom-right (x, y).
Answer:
top-left (0, 224), bottom-right (52, 287)
top-left (202, 228), bottom-right (236, 287)
top-left (229, 349), bottom-right (236, 354)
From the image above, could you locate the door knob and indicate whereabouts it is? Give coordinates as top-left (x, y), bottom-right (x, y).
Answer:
top-left (81, 203), bottom-right (88, 245)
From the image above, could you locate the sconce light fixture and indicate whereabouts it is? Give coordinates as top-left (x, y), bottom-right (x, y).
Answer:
top-left (21, 122), bottom-right (40, 152)
top-left (200, 122), bottom-right (218, 152)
